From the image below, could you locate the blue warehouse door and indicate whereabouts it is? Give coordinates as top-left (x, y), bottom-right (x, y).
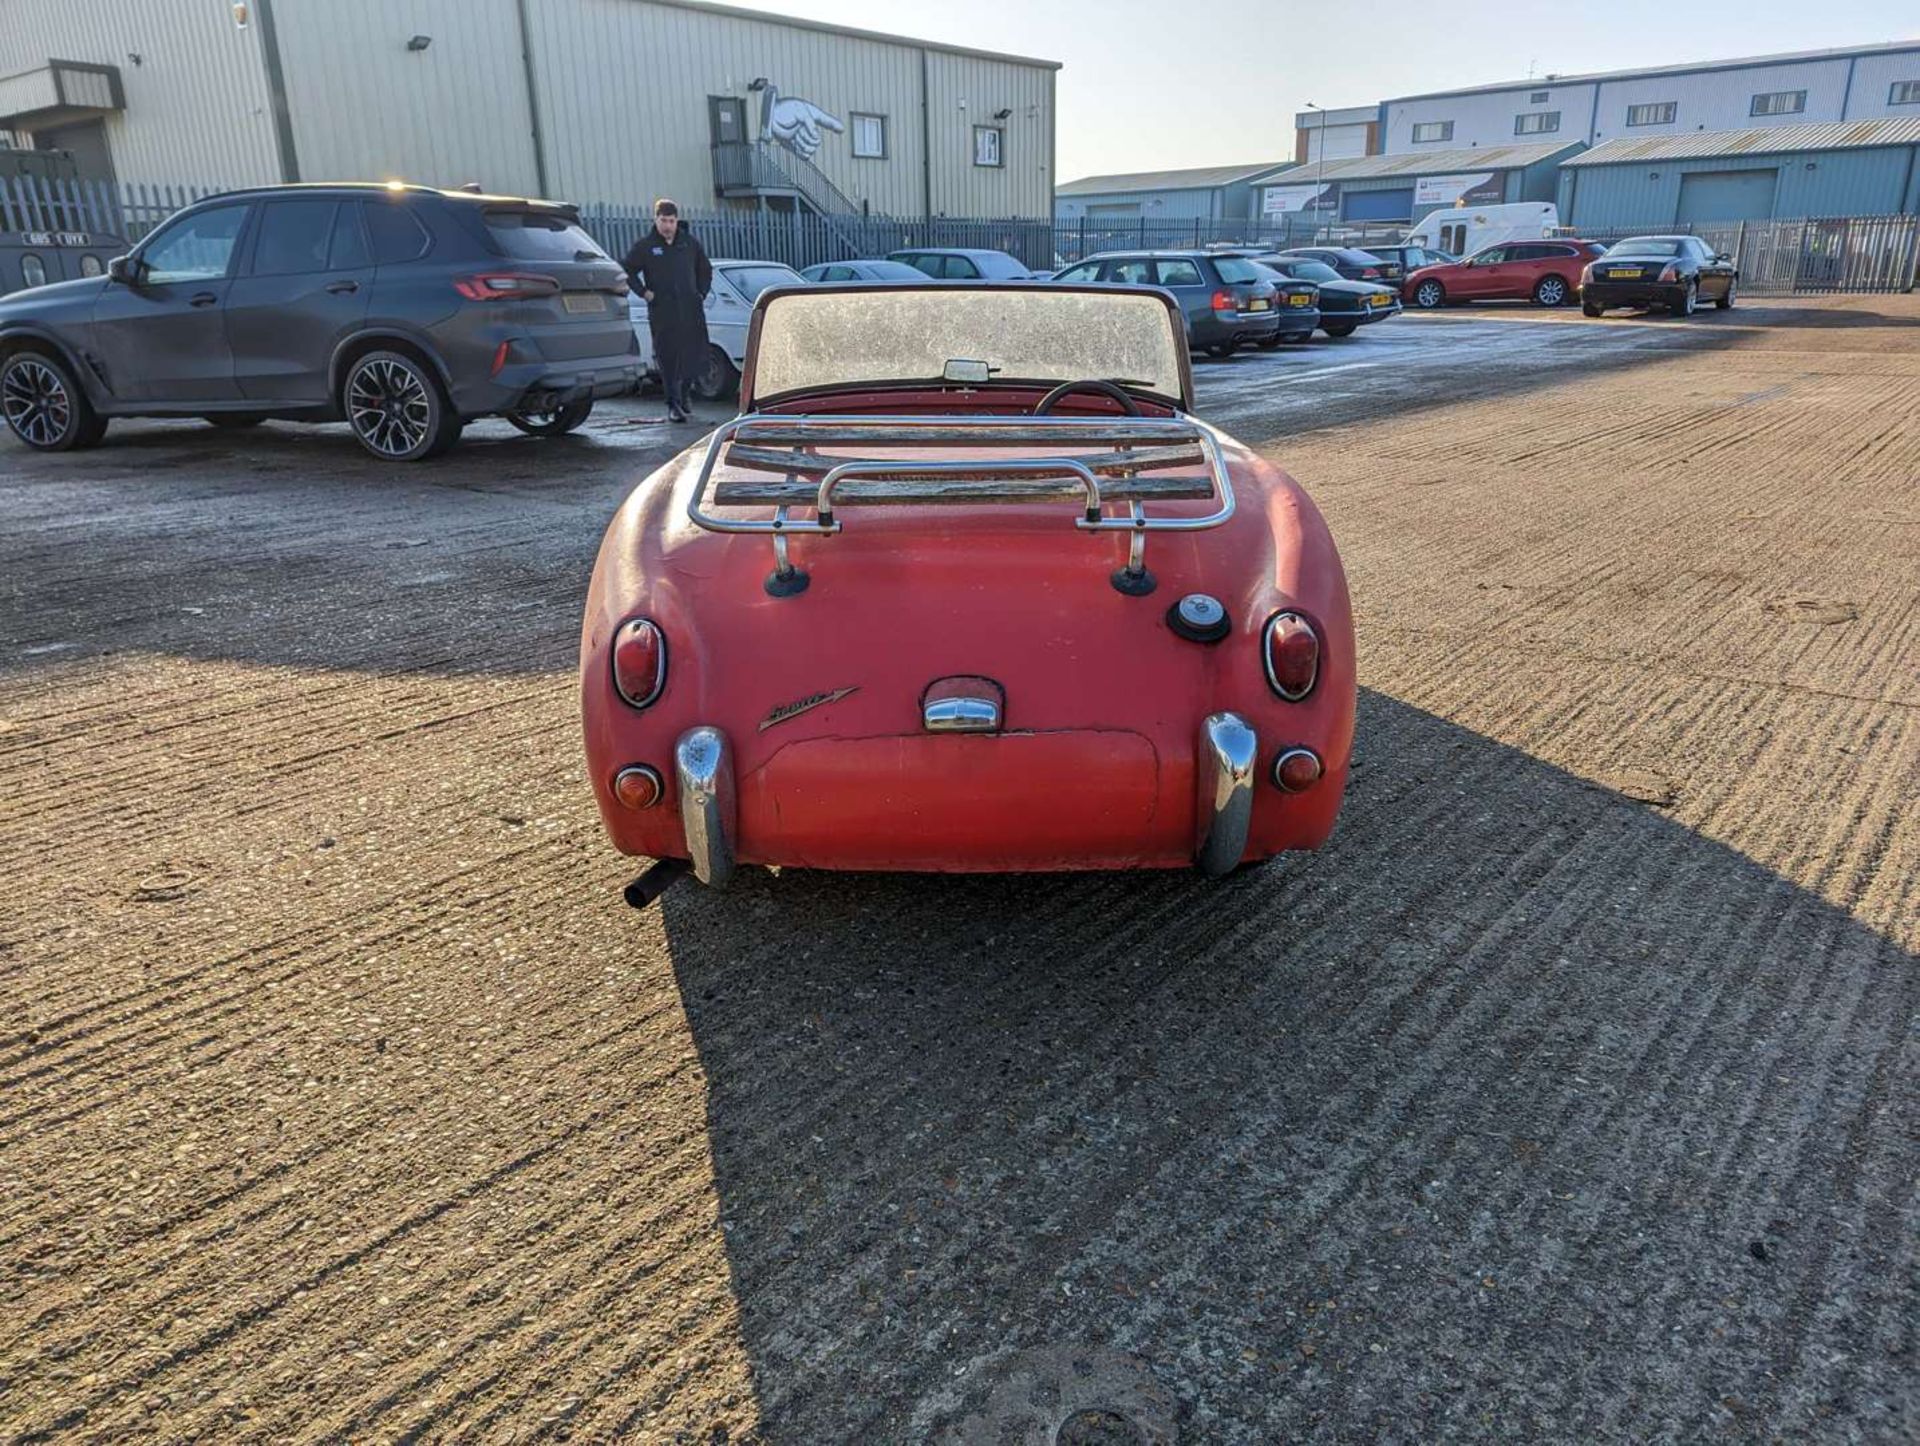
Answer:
top-left (1342, 187), bottom-right (1413, 222)
top-left (1675, 170), bottom-right (1778, 225)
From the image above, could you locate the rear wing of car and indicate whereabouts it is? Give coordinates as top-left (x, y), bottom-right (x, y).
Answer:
top-left (685, 412), bottom-right (1235, 597)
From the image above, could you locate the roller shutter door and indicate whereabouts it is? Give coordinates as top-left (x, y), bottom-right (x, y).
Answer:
top-left (1675, 170), bottom-right (1778, 224)
top-left (1342, 187), bottom-right (1414, 222)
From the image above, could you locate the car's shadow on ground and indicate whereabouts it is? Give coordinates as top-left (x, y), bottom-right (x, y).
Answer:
top-left (653, 688), bottom-right (1914, 1442)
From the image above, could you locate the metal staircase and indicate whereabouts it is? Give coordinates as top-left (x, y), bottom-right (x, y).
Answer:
top-left (710, 140), bottom-right (869, 255)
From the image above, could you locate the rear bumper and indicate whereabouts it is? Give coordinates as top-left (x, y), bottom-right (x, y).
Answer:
top-left (1190, 310), bottom-right (1283, 346)
top-left (1277, 304), bottom-right (1322, 333)
top-left (451, 350), bottom-right (642, 417)
top-left (654, 713), bottom-right (1295, 882)
top-left (1583, 281), bottom-right (1688, 310)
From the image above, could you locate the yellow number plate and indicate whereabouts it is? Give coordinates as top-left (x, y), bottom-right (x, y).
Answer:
top-left (563, 293), bottom-right (606, 313)
top-left (1247, 298), bottom-right (1270, 310)
top-left (1288, 294), bottom-right (1312, 307)
top-left (1609, 268), bottom-right (1642, 280)
top-left (1369, 294), bottom-right (1392, 307)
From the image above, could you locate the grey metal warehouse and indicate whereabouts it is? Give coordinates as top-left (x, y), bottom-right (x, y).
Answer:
top-left (1255, 141), bottom-right (1582, 227)
top-left (1054, 162), bottom-right (1293, 223)
top-left (1557, 119), bottom-right (1920, 227)
top-left (0, 0), bottom-right (1058, 221)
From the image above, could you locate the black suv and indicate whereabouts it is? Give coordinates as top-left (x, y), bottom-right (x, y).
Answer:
top-left (0, 183), bottom-right (639, 460)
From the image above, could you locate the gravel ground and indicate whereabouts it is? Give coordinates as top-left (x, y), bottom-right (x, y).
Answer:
top-left (1, 297), bottom-right (1915, 1444)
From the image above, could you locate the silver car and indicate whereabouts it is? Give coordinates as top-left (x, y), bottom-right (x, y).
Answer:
top-left (626, 258), bottom-right (806, 400)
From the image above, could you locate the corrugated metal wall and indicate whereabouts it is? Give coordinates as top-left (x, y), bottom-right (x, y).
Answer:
top-left (923, 50), bottom-right (1053, 217)
top-left (1560, 145), bottom-right (1920, 227)
top-left (8, 0), bottom-right (1055, 216)
top-left (274, 0), bottom-right (543, 194)
top-left (0, 0), bottom-right (280, 187)
top-left (1055, 189), bottom-right (1221, 222)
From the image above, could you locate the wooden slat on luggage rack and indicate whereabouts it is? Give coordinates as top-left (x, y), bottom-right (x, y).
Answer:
top-left (713, 476), bottom-right (1215, 506)
top-left (731, 420), bottom-right (1199, 446)
top-left (722, 442), bottom-right (1206, 479)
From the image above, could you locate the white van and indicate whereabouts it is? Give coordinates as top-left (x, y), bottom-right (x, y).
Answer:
top-left (1405, 203), bottom-right (1561, 262)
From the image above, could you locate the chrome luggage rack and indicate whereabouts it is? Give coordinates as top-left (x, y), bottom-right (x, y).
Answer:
top-left (685, 412), bottom-right (1236, 596)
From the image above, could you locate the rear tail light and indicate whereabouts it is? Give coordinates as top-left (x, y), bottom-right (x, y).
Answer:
top-left (611, 618), bottom-right (666, 708)
top-left (612, 765), bottom-right (663, 810)
top-left (1361, 267), bottom-right (1381, 278)
top-left (1273, 747), bottom-right (1323, 793)
top-left (1210, 289), bottom-right (1237, 312)
top-left (1658, 262), bottom-right (1680, 282)
top-left (453, 271), bottom-right (562, 300)
top-left (1263, 611), bottom-right (1320, 700)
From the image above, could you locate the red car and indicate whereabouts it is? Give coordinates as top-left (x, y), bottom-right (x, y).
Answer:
top-left (581, 281), bottom-right (1356, 905)
top-left (1404, 240), bottom-right (1608, 310)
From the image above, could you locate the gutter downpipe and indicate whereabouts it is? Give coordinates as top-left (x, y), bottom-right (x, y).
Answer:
top-left (253, 0), bottom-right (300, 183)
top-left (920, 49), bottom-right (932, 223)
top-left (514, 0), bottom-right (553, 198)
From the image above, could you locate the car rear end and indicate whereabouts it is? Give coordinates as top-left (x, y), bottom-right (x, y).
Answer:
top-left (1340, 248), bottom-right (1400, 288)
top-left (1271, 277), bottom-right (1321, 335)
top-left (1195, 256), bottom-right (1282, 349)
top-left (1582, 246), bottom-right (1688, 310)
top-left (431, 198), bottom-right (639, 416)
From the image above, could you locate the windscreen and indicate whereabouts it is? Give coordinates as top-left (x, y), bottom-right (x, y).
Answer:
top-left (484, 210), bottom-right (608, 261)
top-left (748, 287), bottom-right (1187, 407)
top-left (1212, 258), bottom-right (1264, 283)
top-left (1606, 238), bottom-right (1682, 258)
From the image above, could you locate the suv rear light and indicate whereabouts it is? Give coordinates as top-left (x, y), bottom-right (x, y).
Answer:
top-left (1360, 267), bottom-right (1381, 278)
top-left (611, 618), bottom-right (666, 708)
top-left (453, 272), bottom-right (562, 300)
top-left (1657, 262), bottom-right (1680, 282)
top-left (1263, 611), bottom-right (1320, 700)
top-left (1210, 289), bottom-right (1237, 312)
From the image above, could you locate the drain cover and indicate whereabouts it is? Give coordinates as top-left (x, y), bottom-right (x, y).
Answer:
top-left (909, 1346), bottom-right (1176, 1445)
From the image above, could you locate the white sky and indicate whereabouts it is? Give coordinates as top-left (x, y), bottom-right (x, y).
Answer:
top-left (759, 0), bottom-right (1920, 181)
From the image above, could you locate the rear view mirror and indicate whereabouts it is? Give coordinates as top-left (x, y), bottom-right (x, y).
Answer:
top-left (107, 255), bottom-right (138, 285)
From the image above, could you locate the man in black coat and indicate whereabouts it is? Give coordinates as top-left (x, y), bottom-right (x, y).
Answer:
top-left (622, 199), bottom-right (712, 422)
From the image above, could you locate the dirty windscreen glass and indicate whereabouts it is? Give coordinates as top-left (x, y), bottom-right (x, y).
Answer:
top-left (748, 288), bottom-right (1186, 405)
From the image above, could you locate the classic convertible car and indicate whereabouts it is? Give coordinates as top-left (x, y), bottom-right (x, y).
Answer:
top-left (580, 282), bottom-right (1355, 905)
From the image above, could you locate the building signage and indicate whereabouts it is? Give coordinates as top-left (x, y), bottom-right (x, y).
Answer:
top-left (1412, 173), bottom-right (1503, 207)
top-left (20, 231), bottom-right (92, 246)
top-left (1261, 181), bottom-right (1340, 216)
top-left (753, 81), bottom-right (845, 160)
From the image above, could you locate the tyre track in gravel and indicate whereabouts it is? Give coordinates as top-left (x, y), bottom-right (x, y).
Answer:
top-left (2, 302), bottom-right (1916, 1442)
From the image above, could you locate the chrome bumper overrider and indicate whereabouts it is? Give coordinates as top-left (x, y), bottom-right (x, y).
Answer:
top-left (1196, 711), bottom-right (1258, 878)
top-left (675, 726), bottom-right (736, 888)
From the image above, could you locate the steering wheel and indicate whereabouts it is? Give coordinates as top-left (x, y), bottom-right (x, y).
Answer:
top-left (1033, 379), bottom-right (1141, 417)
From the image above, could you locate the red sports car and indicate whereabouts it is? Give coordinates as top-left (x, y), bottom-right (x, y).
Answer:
top-left (580, 282), bottom-right (1355, 905)
top-left (1404, 239), bottom-right (1608, 310)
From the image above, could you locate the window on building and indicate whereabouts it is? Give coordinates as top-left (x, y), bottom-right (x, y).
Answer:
top-left (1411, 121), bottom-right (1453, 143)
top-left (1750, 90), bottom-right (1806, 117)
top-left (1890, 81), bottom-right (1920, 105)
top-left (20, 253), bottom-right (47, 288)
top-left (1626, 101), bottom-right (1677, 126)
top-left (850, 112), bottom-right (886, 158)
top-left (1514, 110), bottom-right (1561, 135)
top-left (972, 126), bottom-right (1003, 168)
top-left (1530, 91), bottom-right (1549, 103)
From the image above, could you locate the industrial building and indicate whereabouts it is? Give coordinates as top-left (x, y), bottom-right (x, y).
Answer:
top-left (1293, 105), bottom-right (1379, 164)
top-left (1381, 42), bottom-right (1920, 155)
top-left (0, 0), bottom-right (1059, 220)
top-left (1054, 161), bottom-right (1293, 223)
top-left (1256, 141), bottom-right (1581, 227)
top-left (1559, 118), bottom-right (1920, 226)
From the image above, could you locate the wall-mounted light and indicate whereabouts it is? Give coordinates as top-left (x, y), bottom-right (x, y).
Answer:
top-left (993, 107), bottom-right (1012, 121)
top-left (127, 51), bottom-right (143, 66)
top-left (406, 34), bottom-right (432, 51)
top-left (232, 2), bottom-right (249, 28)
top-left (748, 77), bottom-right (769, 92)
